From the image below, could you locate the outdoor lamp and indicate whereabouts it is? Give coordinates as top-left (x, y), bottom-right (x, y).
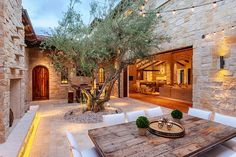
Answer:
top-left (220, 56), bottom-right (225, 69)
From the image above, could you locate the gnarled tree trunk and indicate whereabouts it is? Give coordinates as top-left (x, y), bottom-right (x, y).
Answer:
top-left (80, 72), bottom-right (119, 113)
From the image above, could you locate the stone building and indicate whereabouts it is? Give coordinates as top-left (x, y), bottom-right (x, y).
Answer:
top-left (0, 0), bottom-right (236, 143)
top-left (141, 0), bottom-right (236, 115)
top-left (0, 0), bottom-right (28, 143)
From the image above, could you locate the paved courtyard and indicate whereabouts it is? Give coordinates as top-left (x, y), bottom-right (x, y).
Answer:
top-left (29, 98), bottom-right (171, 157)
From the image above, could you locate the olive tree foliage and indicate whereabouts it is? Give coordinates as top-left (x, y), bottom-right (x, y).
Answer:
top-left (42, 0), bottom-right (168, 112)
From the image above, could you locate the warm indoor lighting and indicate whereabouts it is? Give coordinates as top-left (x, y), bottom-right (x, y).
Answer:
top-left (215, 69), bottom-right (231, 81)
top-left (217, 38), bottom-right (229, 56)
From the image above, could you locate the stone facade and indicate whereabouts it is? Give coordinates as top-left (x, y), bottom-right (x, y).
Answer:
top-left (0, 0), bottom-right (28, 143)
top-left (27, 48), bottom-right (68, 101)
top-left (141, 0), bottom-right (236, 115)
top-left (0, 0), bottom-right (235, 143)
top-left (27, 48), bottom-right (92, 101)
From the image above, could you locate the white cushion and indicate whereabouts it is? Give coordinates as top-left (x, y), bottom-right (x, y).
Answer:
top-left (214, 113), bottom-right (236, 151)
top-left (72, 149), bottom-right (82, 157)
top-left (203, 145), bottom-right (236, 157)
top-left (66, 131), bottom-right (99, 157)
top-left (229, 153), bottom-right (236, 157)
top-left (126, 110), bottom-right (145, 122)
top-left (81, 147), bottom-right (99, 157)
top-left (66, 131), bottom-right (80, 151)
top-left (188, 108), bottom-right (212, 120)
top-left (103, 113), bottom-right (126, 126)
top-left (214, 113), bottom-right (236, 128)
top-left (145, 107), bottom-right (163, 118)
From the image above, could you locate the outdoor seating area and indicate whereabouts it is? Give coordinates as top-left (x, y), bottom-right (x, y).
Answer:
top-left (0, 0), bottom-right (236, 156)
top-left (86, 107), bottom-right (236, 157)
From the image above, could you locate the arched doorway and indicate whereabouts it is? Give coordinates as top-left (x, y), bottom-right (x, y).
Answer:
top-left (32, 66), bottom-right (49, 100)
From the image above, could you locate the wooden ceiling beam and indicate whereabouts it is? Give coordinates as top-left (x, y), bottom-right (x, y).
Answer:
top-left (138, 60), bottom-right (160, 70)
top-left (176, 61), bottom-right (185, 66)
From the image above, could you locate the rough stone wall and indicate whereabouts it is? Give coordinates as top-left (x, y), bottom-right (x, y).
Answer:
top-left (145, 0), bottom-right (236, 115)
top-left (27, 48), bottom-right (92, 101)
top-left (0, 0), bottom-right (27, 143)
top-left (27, 48), bottom-right (69, 100)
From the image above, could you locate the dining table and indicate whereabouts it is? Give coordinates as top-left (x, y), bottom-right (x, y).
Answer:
top-left (88, 114), bottom-right (236, 157)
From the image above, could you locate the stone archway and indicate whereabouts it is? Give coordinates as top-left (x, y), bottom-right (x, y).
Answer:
top-left (32, 65), bottom-right (49, 101)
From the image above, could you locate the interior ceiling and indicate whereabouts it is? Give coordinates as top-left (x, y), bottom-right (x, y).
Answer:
top-left (176, 60), bottom-right (190, 66)
top-left (137, 57), bottom-right (190, 70)
top-left (137, 61), bottom-right (166, 71)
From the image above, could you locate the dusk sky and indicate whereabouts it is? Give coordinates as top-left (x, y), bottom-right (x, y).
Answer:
top-left (22, 0), bottom-right (106, 35)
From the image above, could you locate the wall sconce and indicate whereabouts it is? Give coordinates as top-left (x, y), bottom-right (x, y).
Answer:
top-left (220, 56), bottom-right (225, 69)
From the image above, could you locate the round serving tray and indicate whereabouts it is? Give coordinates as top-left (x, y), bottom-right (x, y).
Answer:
top-left (148, 121), bottom-right (185, 138)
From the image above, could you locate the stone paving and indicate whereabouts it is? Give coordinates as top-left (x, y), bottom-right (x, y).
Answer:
top-left (29, 98), bottom-right (171, 157)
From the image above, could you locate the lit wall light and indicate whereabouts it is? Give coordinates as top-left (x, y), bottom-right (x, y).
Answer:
top-left (172, 10), bottom-right (176, 15)
top-left (213, 1), bottom-right (217, 8)
top-left (139, 10), bottom-right (143, 16)
top-left (220, 56), bottom-right (225, 69)
top-left (141, 4), bottom-right (145, 10)
top-left (191, 6), bottom-right (195, 12)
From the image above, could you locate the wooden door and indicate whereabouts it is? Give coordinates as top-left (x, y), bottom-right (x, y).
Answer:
top-left (33, 66), bottom-right (49, 100)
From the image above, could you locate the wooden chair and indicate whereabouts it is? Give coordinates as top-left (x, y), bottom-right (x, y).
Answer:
top-left (66, 131), bottom-right (99, 157)
top-left (214, 113), bottom-right (236, 151)
top-left (126, 110), bottom-right (145, 122)
top-left (102, 113), bottom-right (126, 126)
top-left (188, 108), bottom-right (212, 120)
top-left (145, 107), bottom-right (163, 118)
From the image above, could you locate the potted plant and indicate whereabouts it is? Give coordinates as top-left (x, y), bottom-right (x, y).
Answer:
top-left (136, 116), bottom-right (150, 136)
top-left (171, 109), bottom-right (183, 124)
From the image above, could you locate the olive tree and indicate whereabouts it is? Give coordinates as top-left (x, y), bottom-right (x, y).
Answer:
top-left (42, 0), bottom-right (168, 112)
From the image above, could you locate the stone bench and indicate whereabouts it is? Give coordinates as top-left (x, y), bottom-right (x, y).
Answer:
top-left (0, 106), bottom-right (39, 157)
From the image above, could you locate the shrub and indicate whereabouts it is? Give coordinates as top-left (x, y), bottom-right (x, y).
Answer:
top-left (171, 110), bottom-right (183, 119)
top-left (136, 116), bottom-right (150, 128)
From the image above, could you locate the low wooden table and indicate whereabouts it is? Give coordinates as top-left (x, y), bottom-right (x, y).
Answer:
top-left (88, 115), bottom-right (236, 157)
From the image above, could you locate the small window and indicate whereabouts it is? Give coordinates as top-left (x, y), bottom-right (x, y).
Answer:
top-left (61, 68), bottom-right (68, 84)
top-left (187, 68), bottom-right (192, 85)
top-left (180, 70), bottom-right (184, 84)
top-left (129, 76), bottom-right (133, 81)
top-left (98, 68), bottom-right (105, 83)
top-left (76, 70), bottom-right (84, 76)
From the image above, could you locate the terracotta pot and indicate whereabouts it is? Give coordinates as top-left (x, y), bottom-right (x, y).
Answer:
top-left (138, 128), bottom-right (147, 136)
top-left (172, 118), bottom-right (181, 124)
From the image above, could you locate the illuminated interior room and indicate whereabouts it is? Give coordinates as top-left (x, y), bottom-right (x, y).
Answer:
top-left (129, 47), bottom-right (193, 104)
